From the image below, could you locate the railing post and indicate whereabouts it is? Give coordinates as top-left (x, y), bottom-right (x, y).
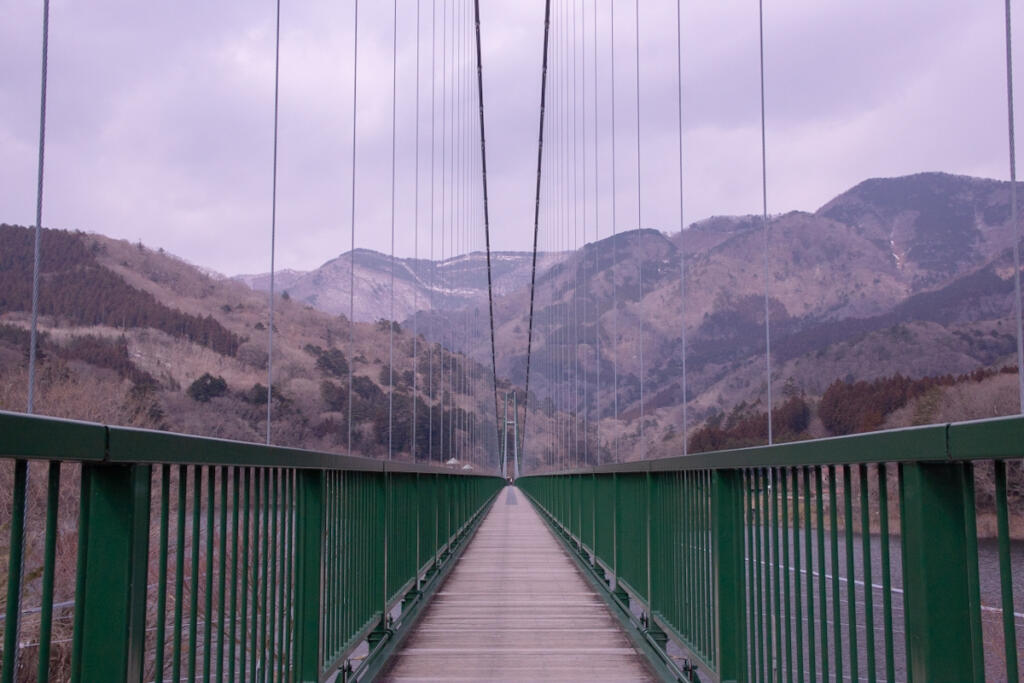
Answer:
top-left (612, 473), bottom-right (628, 603)
top-left (900, 462), bottom-right (982, 682)
top-left (71, 462), bottom-right (150, 683)
top-left (712, 469), bottom-right (747, 683)
top-left (293, 469), bottom-right (324, 683)
top-left (368, 468), bottom-right (390, 651)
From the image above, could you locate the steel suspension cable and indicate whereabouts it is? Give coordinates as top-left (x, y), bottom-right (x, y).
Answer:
top-left (634, 0), bottom-right (645, 456)
top-left (759, 0), bottom-right (773, 444)
top-left (347, 0), bottom-right (360, 457)
top-left (571, 0), bottom-right (581, 467)
top-left (429, 0), bottom-right (437, 463)
top-left (1005, 0), bottom-right (1024, 413)
top-left (26, 0), bottom-right (50, 416)
top-left (388, 0), bottom-right (398, 461)
top-left (610, 0), bottom-right (620, 462)
top-left (521, 0), bottom-right (553, 467)
top-left (676, 0), bottom-right (689, 455)
top-left (591, 0), bottom-right (600, 463)
top-left (471, 0), bottom-right (503, 467)
top-left (413, 0), bottom-right (421, 461)
top-left (581, 0), bottom-right (589, 466)
top-left (265, 0), bottom-right (283, 445)
top-left (439, 0), bottom-right (448, 464)
top-left (11, 4), bottom-right (51, 678)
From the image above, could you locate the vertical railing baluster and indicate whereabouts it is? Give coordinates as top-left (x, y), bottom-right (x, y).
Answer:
top-left (172, 467), bottom-right (187, 683)
top-left (154, 465), bottom-right (171, 683)
top-left (36, 461), bottom-right (60, 683)
top-left (203, 465), bottom-right (215, 682)
top-left (842, 464), bottom-right (858, 682)
top-left (711, 469), bottom-right (747, 681)
top-left (814, 467), bottom-right (828, 681)
top-left (188, 466), bottom-right (202, 683)
top-left (293, 469), bottom-right (323, 682)
top-left (802, 466), bottom-right (815, 683)
top-left (781, 468), bottom-right (792, 682)
top-left (791, 468), bottom-right (803, 683)
top-left (70, 463), bottom-right (151, 682)
top-left (876, 463), bottom-right (895, 683)
top-left (994, 459), bottom-right (1020, 683)
top-left (828, 465), bottom-right (842, 682)
top-left (216, 467), bottom-right (228, 682)
top-left (1, 459), bottom-right (27, 683)
top-left (858, 464), bottom-right (875, 683)
top-left (901, 461), bottom-right (984, 681)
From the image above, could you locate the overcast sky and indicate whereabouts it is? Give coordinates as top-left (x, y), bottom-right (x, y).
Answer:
top-left (1, 1), bottom-right (1020, 275)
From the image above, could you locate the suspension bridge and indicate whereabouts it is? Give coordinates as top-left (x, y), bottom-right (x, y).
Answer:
top-left (1, 0), bottom-right (1023, 682)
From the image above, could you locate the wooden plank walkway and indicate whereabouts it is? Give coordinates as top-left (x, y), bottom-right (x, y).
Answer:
top-left (380, 486), bottom-right (655, 682)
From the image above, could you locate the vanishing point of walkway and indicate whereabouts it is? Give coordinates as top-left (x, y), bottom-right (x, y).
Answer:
top-left (382, 486), bottom-right (655, 682)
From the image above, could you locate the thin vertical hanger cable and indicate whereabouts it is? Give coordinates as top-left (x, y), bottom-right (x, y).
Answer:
top-left (452, 0), bottom-right (461, 464)
top-left (553, 0), bottom-right (562, 468)
top-left (11, 3), bottom-right (50, 676)
top-left (571, 0), bottom-right (581, 467)
top-left (347, 0), bottom-right (360, 457)
top-left (591, 0), bottom-right (600, 464)
top-left (634, 0), bottom-right (645, 456)
top-left (265, 0), bottom-right (283, 445)
top-left (676, 0), bottom-right (688, 454)
top-left (1006, 0), bottom-right (1024, 413)
top-left (563, 0), bottom-right (570, 468)
top-left (26, 0), bottom-right (50, 416)
top-left (580, 0), bottom-right (589, 466)
top-left (413, 0), bottom-right (421, 461)
top-left (563, 0), bottom-right (572, 468)
top-left (610, 0), bottom-right (620, 462)
top-left (759, 0), bottom-right (773, 444)
top-left (438, 0), bottom-right (448, 464)
top-left (388, 0), bottom-right (398, 461)
top-left (429, 0), bottom-right (437, 463)
top-left (521, 0), bottom-right (552, 461)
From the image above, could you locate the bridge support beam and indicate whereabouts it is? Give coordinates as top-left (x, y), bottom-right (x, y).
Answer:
top-left (293, 469), bottom-right (324, 683)
top-left (712, 469), bottom-right (747, 683)
top-left (71, 463), bottom-right (151, 683)
top-left (901, 462), bottom-right (983, 683)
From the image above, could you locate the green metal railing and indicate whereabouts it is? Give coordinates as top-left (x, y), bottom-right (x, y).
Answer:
top-left (519, 415), bottom-right (1024, 683)
top-left (0, 410), bottom-right (502, 683)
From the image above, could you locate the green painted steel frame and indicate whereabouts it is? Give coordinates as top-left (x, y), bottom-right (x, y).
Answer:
top-left (0, 410), bottom-right (502, 683)
top-left (519, 413), bottom-right (1024, 683)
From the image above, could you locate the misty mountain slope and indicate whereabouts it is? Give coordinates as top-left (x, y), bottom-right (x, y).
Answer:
top-left (431, 172), bottom-right (1024, 460)
top-left (239, 249), bottom-right (566, 323)
top-left (0, 226), bottom-right (534, 463)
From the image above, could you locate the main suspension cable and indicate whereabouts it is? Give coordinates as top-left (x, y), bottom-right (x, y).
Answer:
top-left (471, 0), bottom-right (503, 467)
top-left (521, 0), bottom-right (554, 467)
top-left (26, 0), bottom-right (50, 416)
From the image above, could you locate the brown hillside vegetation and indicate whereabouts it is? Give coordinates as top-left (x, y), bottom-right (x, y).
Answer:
top-left (0, 225), bottom-right (559, 465)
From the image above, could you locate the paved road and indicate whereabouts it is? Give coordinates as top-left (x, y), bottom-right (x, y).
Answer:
top-left (381, 486), bottom-right (655, 682)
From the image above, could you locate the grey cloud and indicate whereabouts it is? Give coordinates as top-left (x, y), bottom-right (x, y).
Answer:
top-left (0, 1), bottom-right (1019, 275)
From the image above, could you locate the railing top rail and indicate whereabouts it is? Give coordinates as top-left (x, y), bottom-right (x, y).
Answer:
top-left (521, 413), bottom-right (1024, 477)
top-left (0, 409), bottom-right (498, 476)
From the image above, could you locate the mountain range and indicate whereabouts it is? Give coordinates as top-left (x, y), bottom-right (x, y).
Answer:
top-left (241, 172), bottom-right (1024, 460)
top-left (2, 171), bottom-right (1022, 465)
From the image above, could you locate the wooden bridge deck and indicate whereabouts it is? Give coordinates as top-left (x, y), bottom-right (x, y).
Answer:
top-left (381, 486), bottom-right (654, 682)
